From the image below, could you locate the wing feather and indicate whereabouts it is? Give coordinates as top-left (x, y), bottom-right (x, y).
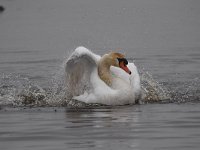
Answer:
top-left (65, 47), bottom-right (101, 98)
top-left (110, 62), bottom-right (141, 99)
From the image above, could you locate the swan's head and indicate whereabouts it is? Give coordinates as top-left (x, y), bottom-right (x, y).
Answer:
top-left (109, 52), bottom-right (132, 75)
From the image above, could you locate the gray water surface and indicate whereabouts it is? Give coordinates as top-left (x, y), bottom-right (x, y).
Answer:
top-left (1, 104), bottom-right (200, 150)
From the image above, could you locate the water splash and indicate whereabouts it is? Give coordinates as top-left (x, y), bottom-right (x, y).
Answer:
top-left (0, 67), bottom-right (199, 108)
top-left (167, 77), bottom-right (200, 103)
top-left (0, 73), bottom-right (47, 107)
top-left (139, 68), bottom-right (171, 103)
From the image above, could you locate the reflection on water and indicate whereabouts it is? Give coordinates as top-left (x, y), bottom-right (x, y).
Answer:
top-left (65, 106), bottom-right (141, 149)
top-left (1, 103), bottom-right (200, 150)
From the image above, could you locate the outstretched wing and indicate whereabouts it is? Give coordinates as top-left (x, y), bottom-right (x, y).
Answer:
top-left (65, 47), bottom-right (101, 98)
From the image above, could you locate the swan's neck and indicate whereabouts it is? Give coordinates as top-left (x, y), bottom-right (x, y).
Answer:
top-left (98, 55), bottom-right (113, 86)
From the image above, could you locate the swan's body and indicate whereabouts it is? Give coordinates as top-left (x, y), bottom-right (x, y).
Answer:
top-left (65, 47), bottom-right (141, 105)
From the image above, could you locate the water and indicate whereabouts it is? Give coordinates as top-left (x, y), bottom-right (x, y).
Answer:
top-left (0, 0), bottom-right (200, 149)
top-left (1, 104), bottom-right (200, 150)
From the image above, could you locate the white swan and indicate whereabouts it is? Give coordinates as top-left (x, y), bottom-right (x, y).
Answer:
top-left (65, 47), bottom-right (141, 105)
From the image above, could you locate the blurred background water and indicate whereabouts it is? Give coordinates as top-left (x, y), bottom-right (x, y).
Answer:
top-left (0, 0), bottom-right (200, 149)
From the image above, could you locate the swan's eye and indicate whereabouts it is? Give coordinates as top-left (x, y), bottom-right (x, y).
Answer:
top-left (117, 58), bottom-right (128, 65)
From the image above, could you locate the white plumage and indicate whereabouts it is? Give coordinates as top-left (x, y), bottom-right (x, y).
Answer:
top-left (65, 47), bottom-right (141, 105)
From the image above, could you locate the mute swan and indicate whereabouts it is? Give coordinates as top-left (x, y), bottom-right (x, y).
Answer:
top-left (65, 47), bottom-right (141, 105)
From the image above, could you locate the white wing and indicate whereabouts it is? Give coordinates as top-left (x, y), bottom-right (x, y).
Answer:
top-left (65, 47), bottom-right (101, 98)
top-left (110, 62), bottom-right (141, 100)
top-left (65, 47), bottom-right (141, 105)
top-left (128, 62), bottom-right (141, 100)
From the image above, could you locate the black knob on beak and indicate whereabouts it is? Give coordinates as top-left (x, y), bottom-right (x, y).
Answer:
top-left (117, 58), bottom-right (128, 65)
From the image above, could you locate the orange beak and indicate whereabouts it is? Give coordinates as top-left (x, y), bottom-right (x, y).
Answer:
top-left (119, 61), bottom-right (131, 75)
